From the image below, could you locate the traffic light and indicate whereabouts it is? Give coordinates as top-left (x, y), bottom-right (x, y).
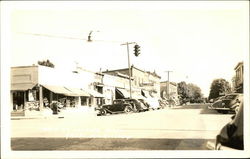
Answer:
top-left (134, 44), bottom-right (140, 56)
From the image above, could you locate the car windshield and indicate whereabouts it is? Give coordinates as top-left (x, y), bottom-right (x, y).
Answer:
top-left (113, 100), bottom-right (123, 104)
top-left (224, 95), bottom-right (237, 100)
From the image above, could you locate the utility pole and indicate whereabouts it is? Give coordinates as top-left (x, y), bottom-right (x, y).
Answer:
top-left (121, 42), bottom-right (136, 98)
top-left (165, 71), bottom-right (173, 100)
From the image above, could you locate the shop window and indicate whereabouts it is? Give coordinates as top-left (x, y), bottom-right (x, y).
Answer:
top-left (81, 97), bottom-right (88, 106)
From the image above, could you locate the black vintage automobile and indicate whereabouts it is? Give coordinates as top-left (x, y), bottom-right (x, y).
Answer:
top-left (95, 99), bottom-right (134, 116)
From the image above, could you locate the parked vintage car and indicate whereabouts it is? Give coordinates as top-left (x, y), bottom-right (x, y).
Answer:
top-left (208, 93), bottom-right (243, 114)
top-left (146, 98), bottom-right (162, 110)
top-left (95, 99), bottom-right (133, 116)
top-left (208, 96), bottom-right (225, 111)
top-left (138, 99), bottom-right (150, 109)
top-left (206, 101), bottom-right (243, 150)
top-left (124, 98), bottom-right (149, 112)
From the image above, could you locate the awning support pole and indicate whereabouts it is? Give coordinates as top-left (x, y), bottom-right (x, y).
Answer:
top-left (39, 85), bottom-right (44, 110)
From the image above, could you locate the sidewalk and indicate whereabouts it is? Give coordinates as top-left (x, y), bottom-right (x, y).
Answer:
top-left (11, 106), bottom-right (96, 120)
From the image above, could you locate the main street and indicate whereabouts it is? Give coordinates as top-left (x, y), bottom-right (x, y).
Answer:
top-left (11, 104), bottom-right (233, 150)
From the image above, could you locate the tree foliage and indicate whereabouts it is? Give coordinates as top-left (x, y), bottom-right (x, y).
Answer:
top-left (38, 59), bottom-right (55, 68)
top-left (208, 78), bottom-right (231, 100)
top-left (177, 81), bottom-right (203, 104)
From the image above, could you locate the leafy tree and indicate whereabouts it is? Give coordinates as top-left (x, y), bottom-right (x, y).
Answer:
top-left (187, 83), bottom-right (203, 103)
top-left (177, 82), bottom-right (203, 104)
top-left (38, 59), bottom-right (55, 68)
top-left (208, 78), bottom-right (231, 100)
top-left (177, 81), bottom-right (189, 99)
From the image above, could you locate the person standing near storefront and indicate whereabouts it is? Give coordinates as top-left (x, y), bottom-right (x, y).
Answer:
top-left (43, 97), bottom-right (49, 107)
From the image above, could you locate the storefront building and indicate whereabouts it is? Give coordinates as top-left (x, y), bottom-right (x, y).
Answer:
top-left (11, 65), bottom-right (104, 116)
top-left (102, 65), bottom-right (161, 99)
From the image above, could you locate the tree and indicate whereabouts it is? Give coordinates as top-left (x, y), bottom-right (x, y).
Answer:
top-left (177, 81), bottom-right (189, 100)
top-left (187, 83), bottom-right (203, 103)
top-left (177, 81), bottom-right (203, 104)
top-left (38, 59), bottom-right (55, 68)
top-left (208, 78), bottom-right (231, 100)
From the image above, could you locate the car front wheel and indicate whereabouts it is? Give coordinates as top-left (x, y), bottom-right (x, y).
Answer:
top-left (100, 109), bottom-right (107, 116)
top-left (124, 106), bottom-right (133, 113)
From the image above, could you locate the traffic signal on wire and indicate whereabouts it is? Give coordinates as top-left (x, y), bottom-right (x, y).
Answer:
top-left (134, 44), bottom-right (140, 56)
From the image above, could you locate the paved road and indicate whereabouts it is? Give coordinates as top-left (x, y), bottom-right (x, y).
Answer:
top-left (11, 104), bottom-right (233, 150)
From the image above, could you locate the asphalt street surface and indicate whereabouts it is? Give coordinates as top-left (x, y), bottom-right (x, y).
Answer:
top-left (11, 104), bottom-right (233, 150)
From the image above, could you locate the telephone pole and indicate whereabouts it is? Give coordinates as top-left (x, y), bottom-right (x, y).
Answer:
top-left (121, 42), bottom-right (136, 98)
top-left (165, 71), bottom-right (173, 100)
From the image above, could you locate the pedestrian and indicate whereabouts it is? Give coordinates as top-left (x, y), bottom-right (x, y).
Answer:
top-left (43, 97), bottom-right (49, 107)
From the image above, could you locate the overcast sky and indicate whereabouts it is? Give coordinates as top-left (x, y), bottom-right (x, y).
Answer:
top-left (5, 1), bottom-right (249, 96)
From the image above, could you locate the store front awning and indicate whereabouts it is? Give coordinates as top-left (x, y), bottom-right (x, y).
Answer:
top-left (43, 85), bottom-right (103, 97)
top-left (116, 88), bottom-right (130, 98)
top-left (133, 92), bottom-right (146, 99)
top-left (65, 87), bottom-right (90, 97)
top-left (141, 90), bottom-right (151, 98)
top-left (42, 85), bottom-right (75, 96)
top-left (11, 83), bottom-right (36, 91)
top-left (84, 88), bottom-right (105, 98)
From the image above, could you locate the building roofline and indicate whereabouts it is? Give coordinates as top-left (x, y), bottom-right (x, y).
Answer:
top-left (11, 65), bottom-right (38, 68)
top-left (160, 81), bottom-right (177, 86)
top-left (234, 62), bottom-right (243, 70)
top-left (102, 65), bottom-right (161, 78)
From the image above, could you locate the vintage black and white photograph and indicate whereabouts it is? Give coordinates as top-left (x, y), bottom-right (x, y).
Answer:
top-left (1, 1), bottom-right (249, 158)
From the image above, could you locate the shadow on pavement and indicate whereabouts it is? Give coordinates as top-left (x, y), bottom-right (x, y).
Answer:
top-left (200, 108), bottom-right (234, 115)
top-left (11, 137), bottom-right (215, 150)
top-left (172, 104), bottom-right (209, 110)
top-left (172, 104), bottom-right (234, 115)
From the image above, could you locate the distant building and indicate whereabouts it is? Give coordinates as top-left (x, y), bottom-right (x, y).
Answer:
top-left (234, 62), bottom-right (243, 93)
top-left (102, 65), bottom-right (161, 98)
top-left (160, 81), bottom-right (178, 101)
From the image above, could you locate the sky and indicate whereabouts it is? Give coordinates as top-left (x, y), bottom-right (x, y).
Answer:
top-left (4, 1), bottom-right (249, 97)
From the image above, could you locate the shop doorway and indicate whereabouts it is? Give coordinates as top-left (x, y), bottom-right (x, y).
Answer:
top-left (13, 91), bottom-right (25, 111)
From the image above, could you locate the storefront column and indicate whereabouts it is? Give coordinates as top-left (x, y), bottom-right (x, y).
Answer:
top-left (77, 97), bottom-right (81, 107)
top-left (39, 86), bottom-right (44, 110)
top-left (49, 92), bottom-right (53, 103)
top-left (23, 91), bottom-right (27, 110)
top-left (91, 97), bottom-right (95, 107)
top-left (10, 91), bottom-right (13, 111)
top-left (93, 97), bottom-right (96, 106)
top-left (86, 98), bottom-right (89, 106)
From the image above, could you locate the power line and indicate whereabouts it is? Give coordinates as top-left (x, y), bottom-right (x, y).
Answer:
top-left (18, 32), bottom-right (126, 44)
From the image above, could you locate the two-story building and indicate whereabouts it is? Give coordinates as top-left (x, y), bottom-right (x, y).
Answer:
top-left (233, 62), bottom-right (243, 93)
top-left (102, 65), bottom-right (161, 99)
top-left (160, 81), bottom-right (179, 103)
